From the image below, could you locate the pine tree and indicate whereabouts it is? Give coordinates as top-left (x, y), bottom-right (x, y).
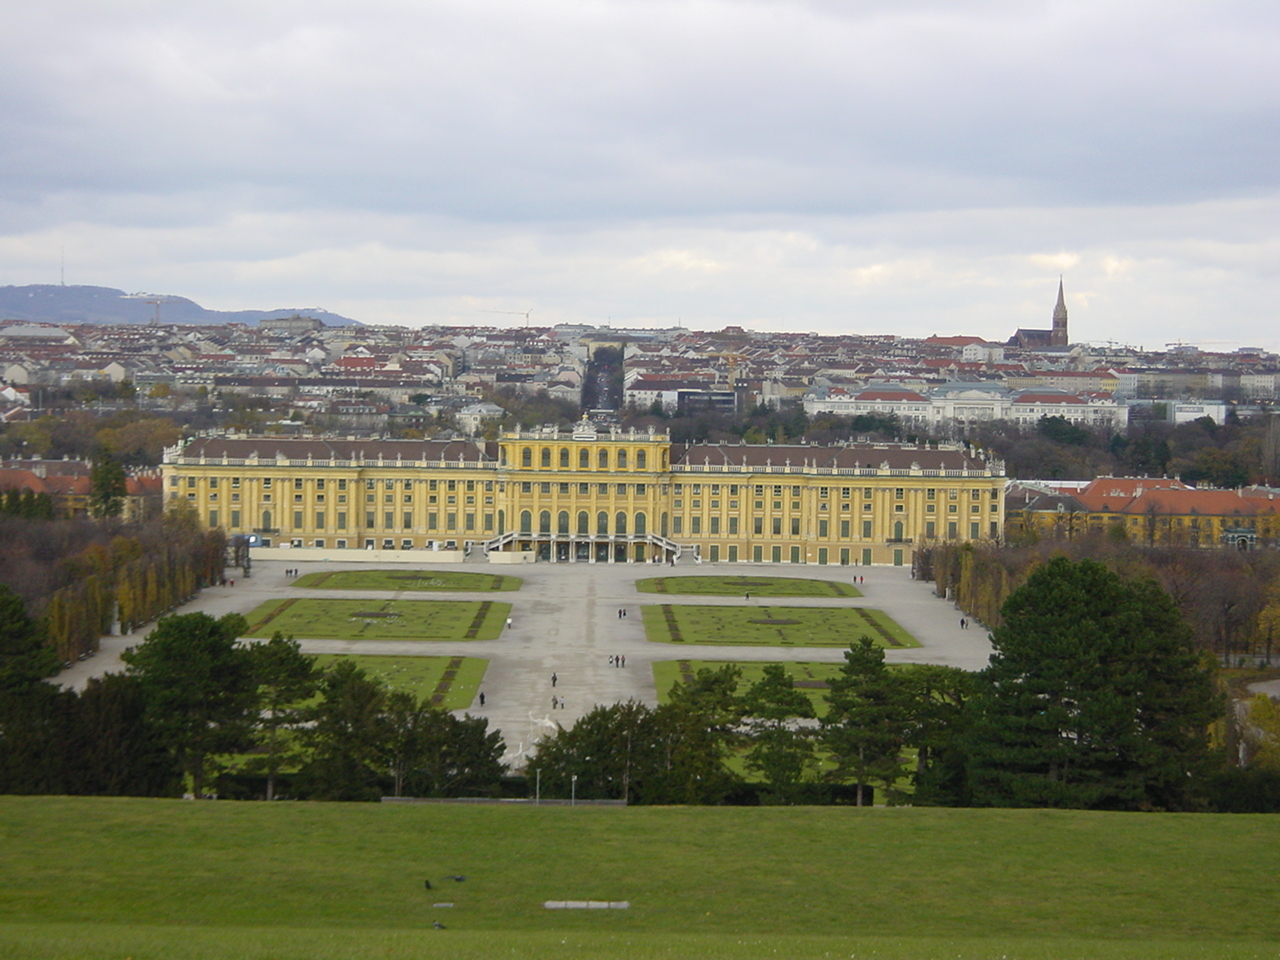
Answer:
top-left (822, 637), bottom-right (912, 805)
top-left (966, 556), bottom-right (1221, 810)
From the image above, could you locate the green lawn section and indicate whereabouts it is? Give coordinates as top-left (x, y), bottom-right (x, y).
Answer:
top-left (297, 569), bottom-right (522, 592)
top-left (2, 797), bottom-right (1278, 960)
top-left (311, 655), bottom-right (487, 710)
top-left (641, 604), bottom-right (917, 647)
top-left (635, 574), bottom-right (859, 597)
top-left (243, 599), bottom-right (511, 642)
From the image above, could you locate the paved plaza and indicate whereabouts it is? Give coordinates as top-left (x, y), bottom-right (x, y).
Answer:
top-left (59, 558), bottom-right (993, 767)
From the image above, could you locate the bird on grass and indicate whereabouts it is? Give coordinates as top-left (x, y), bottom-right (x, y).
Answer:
top-left (446, 875), bottom-right (467, 882)
top-left (432, 921), bottom-right (446, 930)
top-left (423, 879), bottom-right (432, 890)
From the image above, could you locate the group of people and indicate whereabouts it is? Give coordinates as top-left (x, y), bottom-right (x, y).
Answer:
top-left (616, 608), bottom-right (629, 619)
top-left (284, 568), bottom-right (302, 578)
top-left (609, 654), bottom-right (626, 668)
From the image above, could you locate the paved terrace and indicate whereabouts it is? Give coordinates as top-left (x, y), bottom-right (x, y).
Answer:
top-left (58, 559), bottom-right (993, 768)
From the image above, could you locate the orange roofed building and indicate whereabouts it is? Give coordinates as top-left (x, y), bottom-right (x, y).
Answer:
top-left (1019, 476), bottom-right (1280, 549)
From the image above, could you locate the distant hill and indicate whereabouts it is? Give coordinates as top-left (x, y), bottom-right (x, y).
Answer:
top-left (0, 284), bottom-right (361, 327)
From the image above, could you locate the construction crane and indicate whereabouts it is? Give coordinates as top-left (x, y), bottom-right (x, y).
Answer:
top-left (124, 293), bottom-right (180, 326)
top-left (485, 309), bottom-right (533, 322)
top-left (1165, 340), bottom-right (1237, 349)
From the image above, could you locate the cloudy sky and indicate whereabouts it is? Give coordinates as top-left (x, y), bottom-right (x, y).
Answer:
top-left (1, 1), bottom-right (1277, 347)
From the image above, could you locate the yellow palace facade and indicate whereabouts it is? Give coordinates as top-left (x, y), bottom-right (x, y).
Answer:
top-left (163, 425), bottom-right (1005, 567)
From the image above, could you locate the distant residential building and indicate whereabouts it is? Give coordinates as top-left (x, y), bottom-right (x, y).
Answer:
top-left (1017, 476), bottom-right (1280, 550)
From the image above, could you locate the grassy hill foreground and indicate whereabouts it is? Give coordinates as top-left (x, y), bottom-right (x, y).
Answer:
top-left (2, 796), bottom-right (1277, 960)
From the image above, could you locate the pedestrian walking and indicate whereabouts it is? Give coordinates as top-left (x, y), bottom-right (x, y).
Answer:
top-left (479, 691), bottom-right (485, 706)
top-left (551, 672), bottom-right (558, 687)
top-left (552, 695), bottom-right (558, 710)
top-left (608, 655), bottom-right (615, 667)
top-left (506, 617), bottom-right (513, 629)
top-left (621, 654), bottom-right (626, 668)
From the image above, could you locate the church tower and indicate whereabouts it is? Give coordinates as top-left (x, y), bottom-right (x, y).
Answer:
top-left (1051, 278), bottom-right (1069, 347)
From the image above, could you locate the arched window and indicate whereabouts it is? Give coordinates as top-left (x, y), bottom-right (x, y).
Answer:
top-left (617, 450), bottom-right (628, 469)
top-left (616, 511), bottom-right (628, 535)
top-left (599, 449), bottom-right (609, 469)
top-left (661, 512), bottom-right (669, 537)
top-left (262, 510), bottom-right (272, 530)
top-left (498, 510), bottom-right (506, 535)
top-left (541, 448), bottom-right (551, 468)
top-left (577, 511), bottom-right (589, 534)
top-left (635, 512), bottom-right (647, 535)
top-left (579, 449), bottom-right (590, 469)
top-left (558, 510), bottom-right (570, 534)
top-left (521, 447), bottom-right (532, 468)
top-left (636, 450), bottom-right (647, 469)
top-left (560, 448), bottom-right (570, 468)
top-left (597, 511), bottom-right (609, 534)
top-left (893, 520), bottom-right (904, 541)
top-left (519, 510), bottom-right (532, 534)
top-left (539, 510), bottom-right (551, 534)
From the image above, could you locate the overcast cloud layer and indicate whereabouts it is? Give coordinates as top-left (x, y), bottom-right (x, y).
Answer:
top-left (2, 1), bottom-right (1277, 347)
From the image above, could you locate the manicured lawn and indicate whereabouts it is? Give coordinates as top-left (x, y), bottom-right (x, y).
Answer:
top-left (641, 604), bottom-right (917, 647)
top-left (243, 598), bottom-right (511, 642)
top-left (297, 569), bottom-right (522, 592)
top-left (635, 575), bottom-right (859, 597)
top-left (2, 797), bottom-right (1278, 959)
top-left (311, 655), bottom-right (488, 710)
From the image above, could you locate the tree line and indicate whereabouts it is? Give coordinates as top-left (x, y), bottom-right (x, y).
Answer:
top-left (2, 557), bottom-right (1261, 811)
top-left (921, 538), bottom-right (1280, 666)
top-left (0, 606), bottom-right (507, 801)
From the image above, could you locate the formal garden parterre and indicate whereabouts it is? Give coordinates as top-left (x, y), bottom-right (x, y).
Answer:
top-left (640, 603), bottom-right (917, 647)
top-left (309, 655), bottom-right (487, 709)
top-left (243, 598), bottom-right (511, 641)
top-left (297, 569), bottom-right (522, 592)
top-left (635, 575), bottom-right (860, 597)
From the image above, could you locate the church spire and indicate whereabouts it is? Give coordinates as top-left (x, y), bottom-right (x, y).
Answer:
top-left (1051, 277), bottom-right (1068, 347)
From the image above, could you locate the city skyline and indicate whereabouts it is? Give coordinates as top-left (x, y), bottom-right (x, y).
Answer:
top-left (1, 2), bottom-right (1277, 349)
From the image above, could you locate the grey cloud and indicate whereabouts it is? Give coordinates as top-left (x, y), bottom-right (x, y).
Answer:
top-left (1, 1), bottom-right (1277, 222)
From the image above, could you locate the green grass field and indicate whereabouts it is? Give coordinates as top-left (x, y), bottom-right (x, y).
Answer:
top-left (635, 575), bottom-right (860, 597)
top-left (297, 569), bottom-right (522, 592)
top-left (311, 655), bottom-right (487, 709)
top-left (2, 797), bottom-right (1277, 960)
top-left (641, 604), bottom-right (917, 647)
top-left (243, 599), bottom-right (511, 642)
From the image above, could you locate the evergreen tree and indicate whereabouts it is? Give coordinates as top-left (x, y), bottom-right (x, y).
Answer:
top-left (121, 612), bottom-right (254, 798)
top-left (71, 674), bottom-right (179, 796)
top-left (966, 556), bottom-right (1221, 811)
top-left (246, 633), bottom-right (319, 800)
top-left (89, 456), bottom-right (128, 519)
top-left (741, 664), bottom-right (817, 802)
top-left (0, 584), bottom-right (57, 689)
top-left (402, 705), bottom-right (506, 799)
top-left (822, 637), bottom-right (912, 805)
top-left (295, 660), bottom-right (387, 801)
